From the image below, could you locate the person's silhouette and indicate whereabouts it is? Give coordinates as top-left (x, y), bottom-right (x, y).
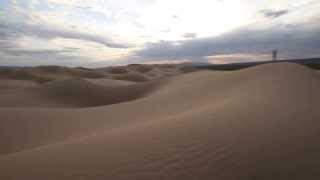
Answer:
top-left (272, 50), bottom-right (278, 61)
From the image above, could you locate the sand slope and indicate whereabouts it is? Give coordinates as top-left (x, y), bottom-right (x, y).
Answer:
top-left (0, 66), bottom-right (105, 83)
top-left (0, 63), bottom-right (319, 179)
top-left (0, 78), bottom-right (158, 108)
top-left (0, 79), bottom-right (38, 92)
top-left (0, 64), bottom-right (193, 84)
top-left (84, 78), bottom-right (136, 87)
top-left (95, 63), bottom-right (196, 82)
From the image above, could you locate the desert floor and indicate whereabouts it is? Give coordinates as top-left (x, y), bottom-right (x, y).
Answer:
top-left (0, 62), bottom-right (319, 179)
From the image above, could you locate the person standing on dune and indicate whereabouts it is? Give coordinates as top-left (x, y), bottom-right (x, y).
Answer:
top-left (272, 49), bottom-right (278, 61)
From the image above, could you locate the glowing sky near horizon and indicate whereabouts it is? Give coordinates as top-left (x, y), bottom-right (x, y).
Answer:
top-left (0, 0), bottom-right (320, 66)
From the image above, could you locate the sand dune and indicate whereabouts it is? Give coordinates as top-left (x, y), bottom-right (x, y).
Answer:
top-left (0, 63), bottom-right (319, 179)
top-left (0, 64), bottom-right (194, 84)
top-left (0, 78), bottom-right (158, 108)
top-left (0, 66), bottom-right (105, 83)
top-left (95, 63), bottom-right (196, 82)
top-left (85, 78), bottom-right (136, 87)
top-left (0, 79), bottom-right (38, 92)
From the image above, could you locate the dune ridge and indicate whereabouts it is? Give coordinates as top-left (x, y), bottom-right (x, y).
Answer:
top-left (0, 64), bottom-right (194, 84)
top-left (0, 63), bottom-right (319, 179)
top-left (95, 63), bottom-right (196, 82)
top-left (0, 66), bottom-right (105, 83)
top-left (0, 78), bottom-right (160, 108)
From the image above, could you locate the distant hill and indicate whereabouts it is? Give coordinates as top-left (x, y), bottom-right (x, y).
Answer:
top-left (0, 64), bottom-right (196, 83)
top-left (0, 66), bottom-right (21, 70)
top-left (0, 66), bottom-right (105, 83)
top-left (196, 58), bottom-right (320, 71)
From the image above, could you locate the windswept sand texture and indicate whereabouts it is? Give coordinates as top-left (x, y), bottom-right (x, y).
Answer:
top-left (0, 63), bottom-right (320, 179)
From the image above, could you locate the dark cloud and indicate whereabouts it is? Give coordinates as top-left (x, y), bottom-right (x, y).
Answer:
top-left (0, 48), bottom-right (91, 67)
top-left (183, 33), bottom-right (197, 38)
top-left (261, 9), bottom-right (289, 18)
top-left (136, 24), bottom-right (320, 62)
top-left (172, 15), bottom-right (179, 19)
top-left (0, 22), bottom-right (131, 49)
top-left (0, 19), bottom-right (127, 66)
top-left (0, 24), bottom-right (11, 39)
top-left (0, 26), bottom-right (90, 66)
top-left (63, 47), bottom-right (81, 51)
top-left (0, 39), bottom-right (15, 49)
top-left (3, 49), bottom-right (74, 57)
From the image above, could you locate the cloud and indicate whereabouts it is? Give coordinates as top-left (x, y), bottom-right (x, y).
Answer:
top-left (1, 0), bottom-right (319, 67)
top-left (46, 0), bottom-right (94, 9)
top-left (0, 0), bottom-right (135, 67)
top-left (261, 9), bottom-right (289, 18)
top-left (0, 49), bottom-right (90, 67)
top-left (0, 36), bottom-right (87, 66)
top-left (135, 23), bottom-right (320, 63)
top-left (183, 33), bottom-right (197, 39)
top-left (0, 22), bottom-right (131, 49)
top-left (2, 49), bottom-right (73, 56)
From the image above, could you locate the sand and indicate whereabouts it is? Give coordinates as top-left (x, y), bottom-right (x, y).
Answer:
top-left (95, 63), bottom-right (196, 82)
top-left (0, 66), bottom-right (105, 83)
top-left (0, 79), bottom-right (38, 92)
top-left (0, 62), bottom-right (319, 179)
top-left (0, 78), bottom-right (159, 108)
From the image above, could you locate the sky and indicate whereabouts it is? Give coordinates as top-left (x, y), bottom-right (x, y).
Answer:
top-left (0, 0), bottom-right (320, 67)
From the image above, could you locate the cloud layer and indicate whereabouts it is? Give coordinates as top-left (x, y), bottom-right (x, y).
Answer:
top-left (136, 23), bottom-right (320, 63)
top-left (0, 0), bottom-right (319, 66)
top-left (0, 22), bottom-right (130, 49)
